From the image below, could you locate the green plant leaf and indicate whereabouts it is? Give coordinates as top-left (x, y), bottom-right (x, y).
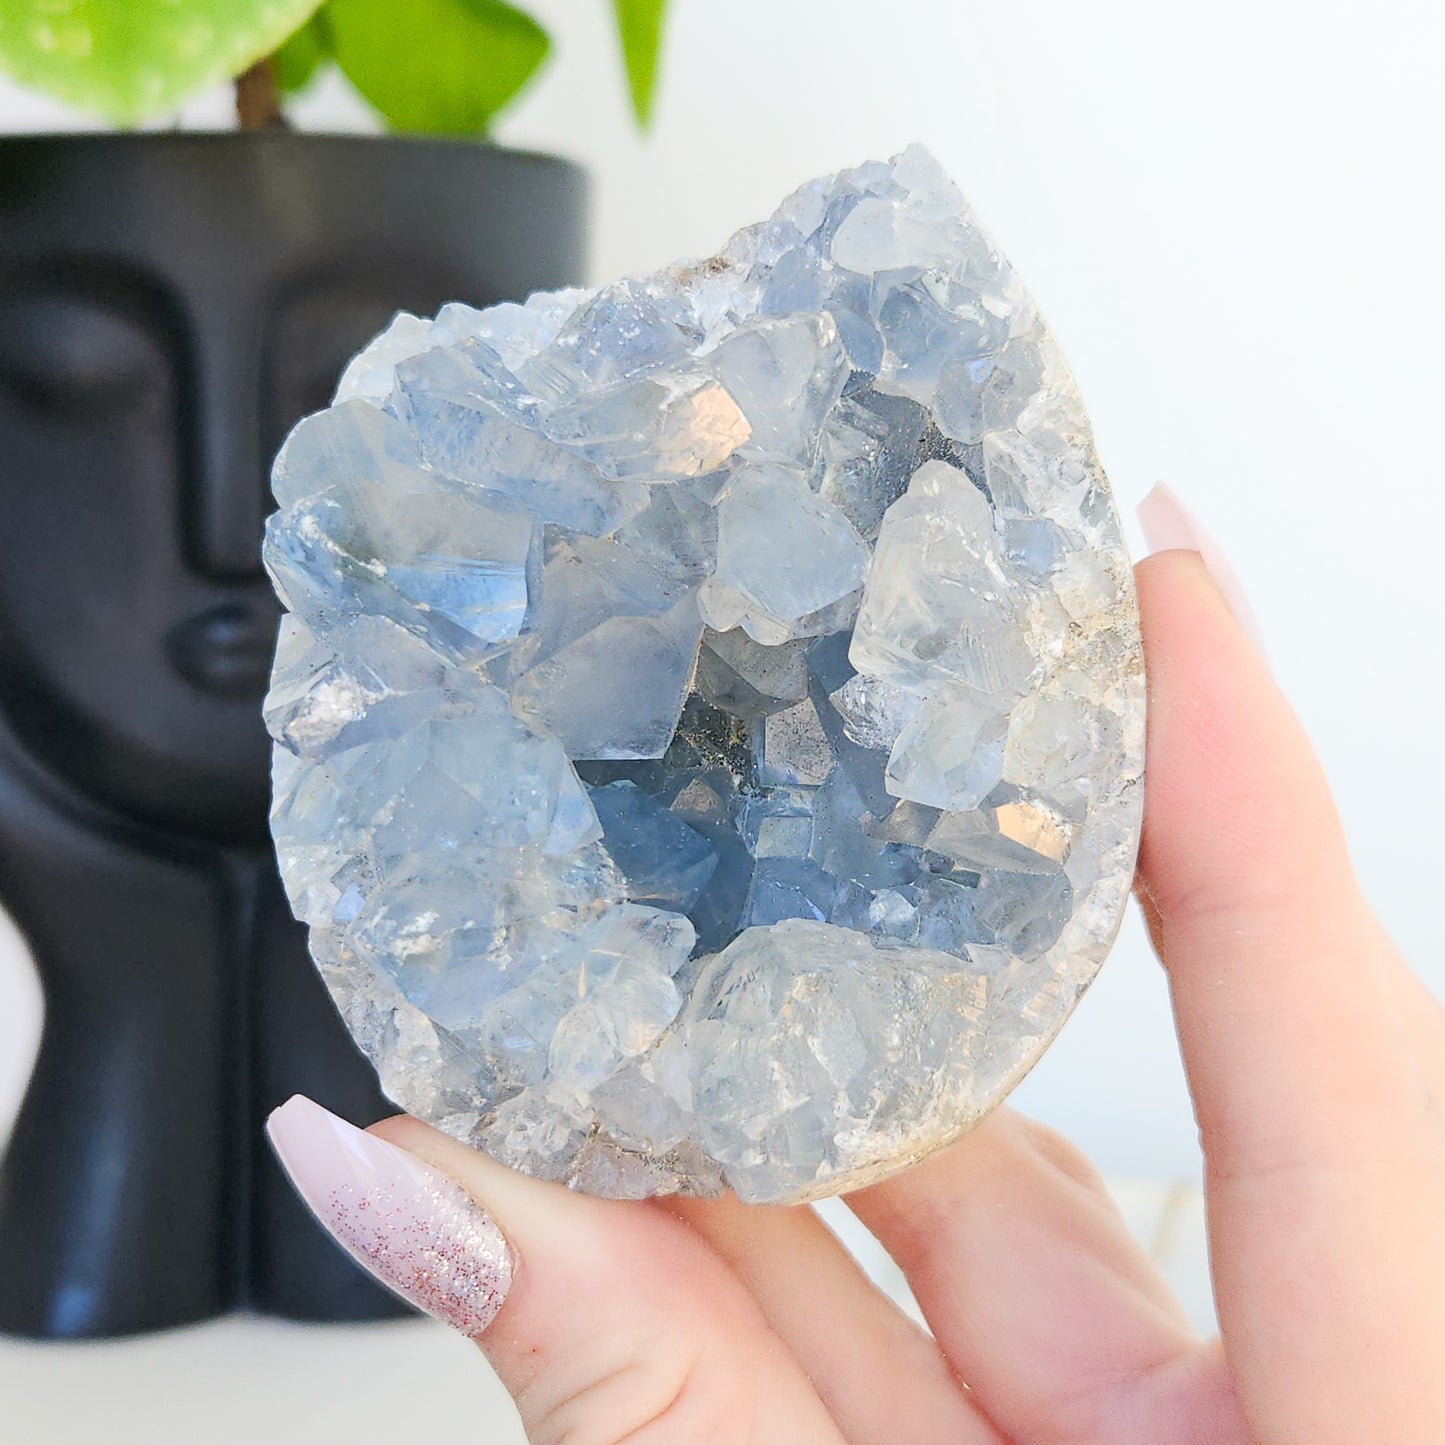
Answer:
top-left (0, 0), bottom-right (326, 124)
top-left (274, 9), bottom-right (331, 95)
top-left (325, 0), bottom-right (549, 137)
top-left (610, 0), bottom-right (666, 126)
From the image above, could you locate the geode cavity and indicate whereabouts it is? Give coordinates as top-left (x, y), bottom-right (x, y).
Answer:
top-left (264, 147), bottom-right (1145, 1204)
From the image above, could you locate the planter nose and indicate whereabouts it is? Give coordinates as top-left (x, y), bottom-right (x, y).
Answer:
top-left (187, 318), bottom-right (271, 581)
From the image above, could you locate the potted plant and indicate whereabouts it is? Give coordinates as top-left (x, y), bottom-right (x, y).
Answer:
top-left (0, 0), bottom-right (666, 1339)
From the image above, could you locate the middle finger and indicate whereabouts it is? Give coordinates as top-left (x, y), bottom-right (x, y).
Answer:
top-left (847, 1106), bottom-right (1248, 1444)
top-left (670, 1189), bottom-right (1002, 1444)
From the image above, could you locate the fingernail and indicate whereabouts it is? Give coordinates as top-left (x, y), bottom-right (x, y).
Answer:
top-left (266, 1095), bottom-right (513, 1336)
top-left (1137, 482), bottom-right (1266, 652)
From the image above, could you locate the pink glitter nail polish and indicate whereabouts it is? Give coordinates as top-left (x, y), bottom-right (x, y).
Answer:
top-left (267, 1095), bottom-right (513, 1336)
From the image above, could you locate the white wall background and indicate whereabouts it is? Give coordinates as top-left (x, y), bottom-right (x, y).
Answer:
top-left (2, 0), bottom-right (1442, 1188)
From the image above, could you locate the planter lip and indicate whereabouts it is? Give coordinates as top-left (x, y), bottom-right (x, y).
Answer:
top-left (0, 129), bottom-right (585, 178)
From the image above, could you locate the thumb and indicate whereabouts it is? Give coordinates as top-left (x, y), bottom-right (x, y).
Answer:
top-left (267, 1096), bottom-right (843, 1445)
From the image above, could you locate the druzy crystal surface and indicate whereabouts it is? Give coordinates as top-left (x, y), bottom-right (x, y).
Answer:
top-left (265, 147), bottom-right (1145, 1204)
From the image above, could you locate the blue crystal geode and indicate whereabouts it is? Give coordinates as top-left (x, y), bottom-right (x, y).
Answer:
top-left (264, 147), bottom-right (1145, 1203)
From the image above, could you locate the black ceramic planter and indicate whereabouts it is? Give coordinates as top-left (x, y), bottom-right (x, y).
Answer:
top-left (0, 132), bottom-right (587, 1338)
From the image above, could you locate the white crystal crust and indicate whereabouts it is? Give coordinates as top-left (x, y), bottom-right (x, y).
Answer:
top-left (265, 147), bottom-right (1145, 1204)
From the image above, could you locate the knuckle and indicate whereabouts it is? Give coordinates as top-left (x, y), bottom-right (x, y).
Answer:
top-left (1143, 857), bottom-right (1306, 937)
top-left (525, 1331), bottom-right (736, 1445)
top-left (1142, 819), bottom-right (1363, 950)
top-left (1012, 1112), bottom-right (1108, 1193)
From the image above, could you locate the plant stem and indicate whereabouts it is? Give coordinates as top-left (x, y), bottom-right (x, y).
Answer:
top-left (235, 58), bottom-right (285, 131)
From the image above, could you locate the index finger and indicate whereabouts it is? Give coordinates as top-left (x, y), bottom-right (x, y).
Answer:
top-left (1135, 546), bottom-right (1445, 1442)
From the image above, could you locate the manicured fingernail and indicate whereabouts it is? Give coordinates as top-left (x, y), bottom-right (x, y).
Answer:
top-left (1137, 482), bottom-right (1265, 652)
top-left (266, 1095), bottom-right (513, 1336)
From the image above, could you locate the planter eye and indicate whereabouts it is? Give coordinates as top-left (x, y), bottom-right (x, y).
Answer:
top-left (0, 291), bottom-right (171, 415)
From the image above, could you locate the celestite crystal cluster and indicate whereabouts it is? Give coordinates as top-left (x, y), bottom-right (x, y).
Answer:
top-left (264, 147), bottom-right (1145, 1204)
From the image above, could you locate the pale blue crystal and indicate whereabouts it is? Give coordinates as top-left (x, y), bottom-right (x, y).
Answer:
top-left (266, 146), bottom-right (1145, 1204)
top-left (715, 463), bottom-right (869, 629)
top-left (587, 780), bottom-right (719, 912)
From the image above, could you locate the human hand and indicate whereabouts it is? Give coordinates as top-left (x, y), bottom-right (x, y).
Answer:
top-left (269, 491), bottom-right (1445, 1443)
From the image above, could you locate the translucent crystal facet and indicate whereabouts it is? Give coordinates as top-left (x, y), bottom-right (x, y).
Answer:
top-left (265, 147), bottom-right (1145, 1204)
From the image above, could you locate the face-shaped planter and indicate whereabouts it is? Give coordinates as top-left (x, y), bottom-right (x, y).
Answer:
top-left (0, 134), bottom-right (585, 1336)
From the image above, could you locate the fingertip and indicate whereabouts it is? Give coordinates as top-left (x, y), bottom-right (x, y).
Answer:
top-left (366, 1111), bottom-right (435, 1146)
top-left (1134, 549), bottom-right (1349, 925)
top-left (266, 1096), bottom-right (515, 1338)
top-left (365, 1113), bottom-right (610, 1262)
top-left (1136, 484), bottom-right (1265, 652)
top-left (1134, 545), bottom-right (1250, 671)
top-left (364, 1115), bottom-right (739, 1306)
